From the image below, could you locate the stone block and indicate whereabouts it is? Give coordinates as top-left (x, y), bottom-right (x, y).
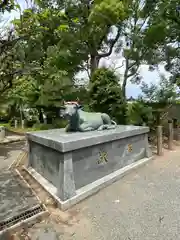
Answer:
top-left (26, 125), bottom-right (152, 209)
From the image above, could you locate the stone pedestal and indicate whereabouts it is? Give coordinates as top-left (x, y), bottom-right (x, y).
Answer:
top-left (26, 125), bottom-right (152, 210)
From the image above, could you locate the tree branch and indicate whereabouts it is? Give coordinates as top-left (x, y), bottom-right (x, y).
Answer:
top-left (127, 65), bottom-right (140, 78)
top-left (165, 13), bottom-right (180, 26)
top-left (0, 35), bottom-right (27, 55)
top-left (98, 27), bottom-right (121, 58)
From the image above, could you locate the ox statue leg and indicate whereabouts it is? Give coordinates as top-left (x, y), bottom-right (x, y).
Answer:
top-left (97, 125), bottom-right (107, 131)
top-left (100, 113), bottom-right (117, 130)
top-left (79, 123), bottom-right (95, 132)
top-left (65, 124), bottom-right (71, 132)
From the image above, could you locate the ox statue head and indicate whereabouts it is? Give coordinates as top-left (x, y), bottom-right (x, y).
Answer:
top-left (60, 101), bottom-right (82, 118)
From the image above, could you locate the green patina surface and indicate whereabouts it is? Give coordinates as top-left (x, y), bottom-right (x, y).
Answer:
top-left (62, 103), bottom-right (117, 132)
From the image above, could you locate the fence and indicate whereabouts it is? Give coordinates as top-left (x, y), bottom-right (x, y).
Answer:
top-left (155, 119), bottom-right (179, 156)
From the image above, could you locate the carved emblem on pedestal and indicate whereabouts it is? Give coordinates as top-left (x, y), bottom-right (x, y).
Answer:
top-left (97, 151), bottom-right (108, 164)
top-left (128, 144), bottom-right (132, 152)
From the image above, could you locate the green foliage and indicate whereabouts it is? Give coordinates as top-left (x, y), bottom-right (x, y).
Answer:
top-left (0, 0), bottom-right (17, 12)
top-left (142, 0), bottom-right (180, 85)
top-left (33, 119), bottom-right (67, 130)
top-left (3, 0), bottom-right (178, 127)
top-left (52, 118), bottom-right (67, 128)
top-left (127, 101), bottom-right (153, 126)
top-left (32, 123), bottom-right (54, 130)
top-left (140, 74), bottom-right (178, 104)
top-left (89, 68), bottom-right (126, 124)
top-left (89, 0), bottom-right (126, 25)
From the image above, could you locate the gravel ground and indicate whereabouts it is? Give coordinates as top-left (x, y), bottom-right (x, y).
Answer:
top-left (1, 142), bottom-right (180, 240)
top-left (22, 147), bottom-right (180, 240)
top-left (0, 141), bottom-right (25, 170)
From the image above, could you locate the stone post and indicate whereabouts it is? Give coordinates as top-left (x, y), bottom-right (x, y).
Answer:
top-left (0, 126), bottom-right (5, 141)
top-left (173, 118), bottom-right (179, 141)
top-left (144, 133), bottom-right (152, 158)
top-left (15, 119), bottom-right (18, 128)
top-left (168, 120), bottom-right (173, 150)
top-left (157, 125), bottom-right (163, 156)
top-left (22, 119), bottom-right (25, 129)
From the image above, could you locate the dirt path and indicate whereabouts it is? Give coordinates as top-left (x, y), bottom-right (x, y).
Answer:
top-left (10, 147), bottom-right (180, 240)
top-left (2, 142), bottom-right (180, 240)
top-left (0, 141), bottom-right (25, 170)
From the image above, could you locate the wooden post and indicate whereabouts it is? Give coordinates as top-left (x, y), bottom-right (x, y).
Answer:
top-left (0, 126), bottom-right (5, 140)
top-left (22, 119), bottom-right (25, 129)
top-left (168, 120), bottom-right (173, 150)
top-left (173, 118), bottom-right (179, 141)
top-left (173, 118), bottom-right (178, 128)
top-left (157, 125), bottom-right (163, 156)
top-left (15, 119), bottom-right (18, 128)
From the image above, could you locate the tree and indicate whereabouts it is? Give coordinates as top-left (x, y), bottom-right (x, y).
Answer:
top-left (12, 7), bottom-right (78, 110)
top-left (89, 67), bottom-right (126, 124)
top-left (9, 0), bottom-right (128, 110)
top-left (108, 0), bottom-right (170, 100)
top-left (33, 0), bottom-right (128, 76)
top-left (0, 1), bottom-right (35, 94)
top-left (0, 0), bottom-right (15, 13)
top-left (141, 0), bottom-right (180, 86)
top-left (57, 0), bottom-right (166, 100)
top-left (140, 74), bottom-right (178, 104)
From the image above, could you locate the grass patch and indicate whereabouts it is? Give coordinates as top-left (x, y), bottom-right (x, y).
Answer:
top-left (0, 123), bottom-right (47, 133)
top-left (0, 121), bottom-right (67, 133)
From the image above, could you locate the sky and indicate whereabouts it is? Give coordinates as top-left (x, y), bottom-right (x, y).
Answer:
top-left (1, 0), bottom-right (171, 98)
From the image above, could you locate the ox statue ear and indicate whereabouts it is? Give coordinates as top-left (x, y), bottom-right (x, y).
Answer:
top-left (78, 104), bottom-right (82, 109)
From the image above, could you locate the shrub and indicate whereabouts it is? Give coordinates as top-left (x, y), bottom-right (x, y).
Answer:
top-left (52, 118), bottom-right (67, 128)
top-left (127, 101), bottom-right (153, 126)
top-left (32, 123), bottom-right (53, 130)
top-left (89, 68), bottom-right (126, 124)
top-left (25, 119), bottom-right (37, 128)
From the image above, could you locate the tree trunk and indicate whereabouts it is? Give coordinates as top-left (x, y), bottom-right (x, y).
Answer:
top-left (90, 55), bottom-right (100, 77)
top-left (121, 59), bottom-right (129, 125)
top-left (122, 80), bottom-right (127, 101)
top-left (122, 58), bottom-right (129, 100)
top-left (20, 105), bottom-right (23, 125)
top-left (38, 108), bottom-right (44, 123)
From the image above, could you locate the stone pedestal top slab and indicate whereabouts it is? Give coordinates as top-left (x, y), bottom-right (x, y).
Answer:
top-left (26, 125), bottom-right (149, 152)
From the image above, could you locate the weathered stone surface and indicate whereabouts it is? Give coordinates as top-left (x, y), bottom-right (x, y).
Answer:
top-left (72, 134), bottom-right (147, 189)
top-left (27, 125), bottom-right (152, 205)
top-left (26, 125), bottom-right (149, 152)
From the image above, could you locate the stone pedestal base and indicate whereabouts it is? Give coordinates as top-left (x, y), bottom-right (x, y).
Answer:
top-left (26, 125), bottom-right (152, 209)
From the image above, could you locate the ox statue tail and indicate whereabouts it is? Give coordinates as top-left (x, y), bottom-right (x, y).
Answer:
top-left (111, 120), bottom-right (117, 126)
